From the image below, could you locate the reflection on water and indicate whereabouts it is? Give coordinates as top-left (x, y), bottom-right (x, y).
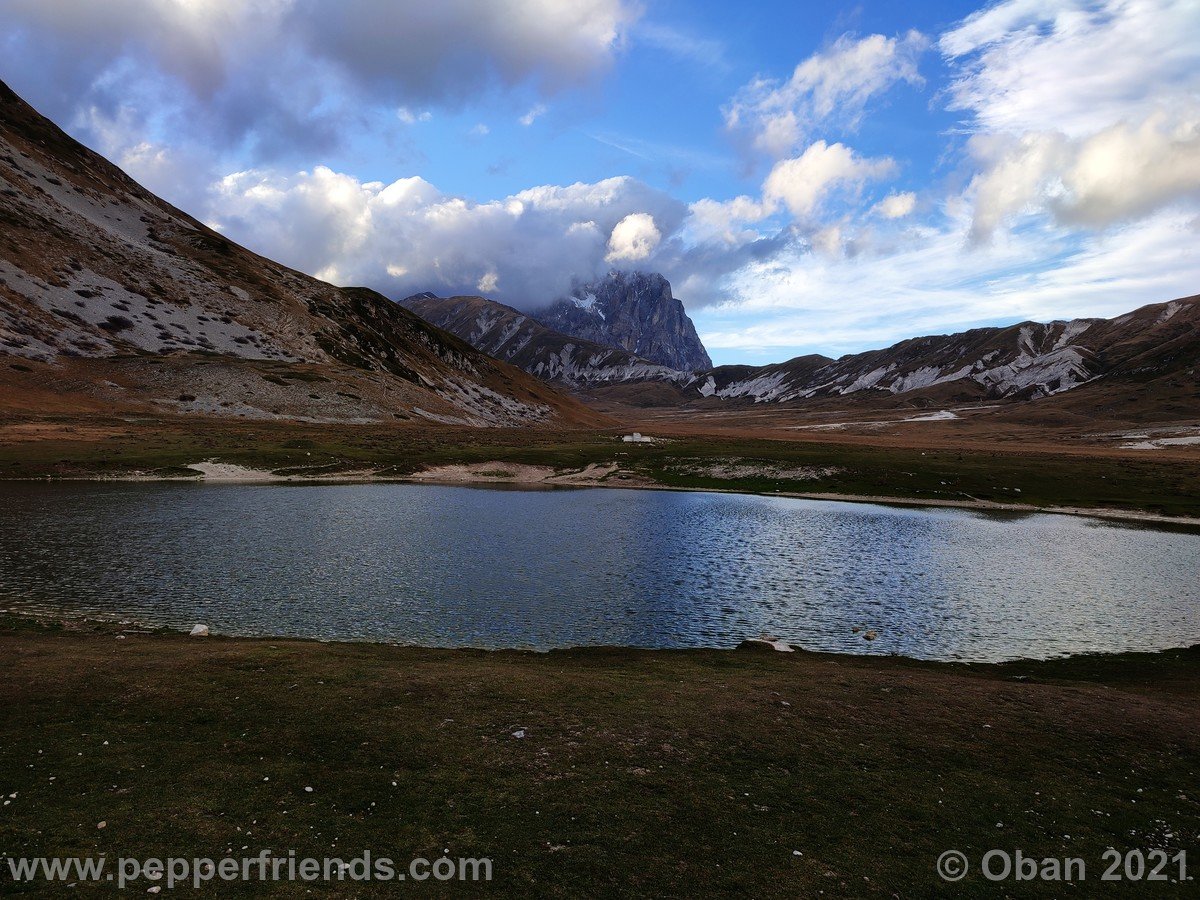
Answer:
top-left (0, 481), bottom-right (1196, 661)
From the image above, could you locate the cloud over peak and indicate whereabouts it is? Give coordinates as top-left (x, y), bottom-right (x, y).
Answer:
top-left (209, 169), bottom-right (686, 307)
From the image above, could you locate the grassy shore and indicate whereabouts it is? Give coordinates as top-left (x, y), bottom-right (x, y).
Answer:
top-left (2, 617), bottom-right (1197, 896)
top-left (3, 416), bottom-right (1200, 517)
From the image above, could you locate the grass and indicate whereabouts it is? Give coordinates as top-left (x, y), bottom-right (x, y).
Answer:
top-left (2, 417), bottom-right (1199, 517)
top-left (1, 617), bottom-right (1197, 896)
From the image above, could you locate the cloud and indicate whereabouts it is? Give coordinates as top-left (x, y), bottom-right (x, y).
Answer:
top-left (942, 0), bottom-right (1200, 240)
top-left (696, 209), bottom-right (1200, 357)
top-left (605, 212), bottom-right (662, 261)
top-left (0, 0), bottom-right (638, 161)
top-left (397, 107), bottom-right (432, 125)
top-left (873, 191), bottom-right (916, 219)
top-left (519, 103), bottom-right (547, 126)
top-left (762, 141), bottom-right (896, 217)
top-left (684, 2), bottom-right (1200, 359)
top-left (966, 116), bottom-right (1200, 241)
top-left (295, 0), bottom-right (635, 102)
top-left (208, 168), bottom-right (688, 306)
top-left (726, 31), bottom-right (928, 158)
top-left (685, 196), bottom-right (771, 246)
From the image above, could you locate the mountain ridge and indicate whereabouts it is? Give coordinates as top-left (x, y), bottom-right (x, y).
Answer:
top-left (0, 78), bottom-right (602, 427)
top-left (403, 289), bottom-right (1200, 415)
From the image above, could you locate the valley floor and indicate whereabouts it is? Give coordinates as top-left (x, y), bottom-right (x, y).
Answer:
top-left (2, 409), bottom-right (1199, 519)
top-left (1, 617), bottom-right (1197, 896)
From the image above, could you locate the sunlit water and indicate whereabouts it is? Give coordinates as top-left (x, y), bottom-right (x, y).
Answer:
top-left (0, 481), bottom-right (1196, 661)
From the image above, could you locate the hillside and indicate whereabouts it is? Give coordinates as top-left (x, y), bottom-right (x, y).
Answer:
top-left (407, 287), bottom-right (1199, 420)
top-left (704, 297), bottom-right (1200, 407)
top-left (0, 80), bottom-right (601, 427)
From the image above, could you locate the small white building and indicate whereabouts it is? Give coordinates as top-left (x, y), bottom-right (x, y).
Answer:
top-left (622, 432), bottom-right (654, 443)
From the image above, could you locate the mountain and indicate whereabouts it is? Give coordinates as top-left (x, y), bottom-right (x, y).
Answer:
top-left (535, 271), bottom-right (712, 371)
top-left (400, 293), bottom-right (683, 386)
top-left (0, 79), bottom-right (599, 427)
top-left (407, 285), bottom-right (1199, 418)
top-left (704, 297), bottom-right (1200, 408)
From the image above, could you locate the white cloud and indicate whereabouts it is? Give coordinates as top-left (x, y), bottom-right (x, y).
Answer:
top-left (873, 191), bottom-right (916, 219)
top-left (696, 210), bottom-right (1200, 357)
top-left (605, 213), bottom-right (662, 262)
top-left (762, 141), bottom-right (896, 217)
top-left (208, 169), bottom-right (687, 306)
top-left (685, 196), bottom-right (770, 246)
top-left (1, 0), bottom-right (638, 158)
top-left (726, 31), bottom-right (928, 158)
top-left (941, 0), bottom-right (1200, 137)
top-left (397, 107), bottom-right (432, 124)
top-left (470, 123), bottom-right (491, 137)
top-left (966, 115), bottom-right (1200, 240)
top-left (519, 103), bottom-right (547, 126)
top-left (943, 0), bottom-right (1200, 239)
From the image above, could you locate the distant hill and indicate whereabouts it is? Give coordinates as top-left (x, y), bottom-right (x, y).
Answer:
top-left (0, 79), bottom-right (601, 427)
top-left (702, 297), bottom-right (1200, 411)
top-left (405, 286), bottom-right (1200, 419)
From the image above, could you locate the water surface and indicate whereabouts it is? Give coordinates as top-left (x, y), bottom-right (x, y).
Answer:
top-left (0, 482), bottom-right (1196, 661)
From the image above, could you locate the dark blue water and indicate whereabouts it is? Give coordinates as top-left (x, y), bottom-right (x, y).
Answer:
top-left (0, 481), bottom-right (1196, 661)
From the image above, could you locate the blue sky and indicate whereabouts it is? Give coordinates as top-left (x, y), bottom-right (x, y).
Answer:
top-left (3, 0), bottom-right (1199, 366)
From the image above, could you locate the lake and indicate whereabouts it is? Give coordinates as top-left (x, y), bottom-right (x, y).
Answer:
top-left (0, 481), bottom-right (1196, 661)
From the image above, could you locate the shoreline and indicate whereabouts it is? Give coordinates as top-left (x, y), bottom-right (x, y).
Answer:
top-left (5, 460), bottom-right (1200, 529)
top-left (3, 611), bottom-right (1197, 668)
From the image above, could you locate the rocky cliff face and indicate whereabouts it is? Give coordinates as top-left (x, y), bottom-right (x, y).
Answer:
top-left (400, 293), bottom-right (685, 387)
top-left (535, 272), bottom-right (712, 371)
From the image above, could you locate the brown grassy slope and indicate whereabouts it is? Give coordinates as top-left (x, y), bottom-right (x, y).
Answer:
top-left (0, 79), bottom-right (605, 427)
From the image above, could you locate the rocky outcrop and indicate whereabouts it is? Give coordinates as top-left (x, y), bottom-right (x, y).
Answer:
top-left (400, 293), bottom-right (688, 387)
top-left (535, 272), bottom-right (712, 371)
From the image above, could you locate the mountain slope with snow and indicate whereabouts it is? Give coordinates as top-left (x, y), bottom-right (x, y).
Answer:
top-left (0, 80), bottom-right (600, 427)
top-left (710, 297), bottom-right (1199, 406)
top-left (406, 286), bottom-right (1199, 418)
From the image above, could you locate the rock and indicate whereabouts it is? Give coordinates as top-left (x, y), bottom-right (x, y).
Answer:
top-left (863, 630), bottom-right (878, 641)
top-left (736, 638), bottom-right (795, 653)
top-left (97, 821), bottom-right (106, 829)
top-left (189, 624), bottom-right (210, 637)
top-left (512, 729), bottom-right (526, 739)
top-left (537, 271), bottom-right (713, 371)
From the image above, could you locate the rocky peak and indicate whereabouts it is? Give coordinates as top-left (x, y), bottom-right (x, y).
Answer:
top-left (535, 271), bottom-right (712, 371)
